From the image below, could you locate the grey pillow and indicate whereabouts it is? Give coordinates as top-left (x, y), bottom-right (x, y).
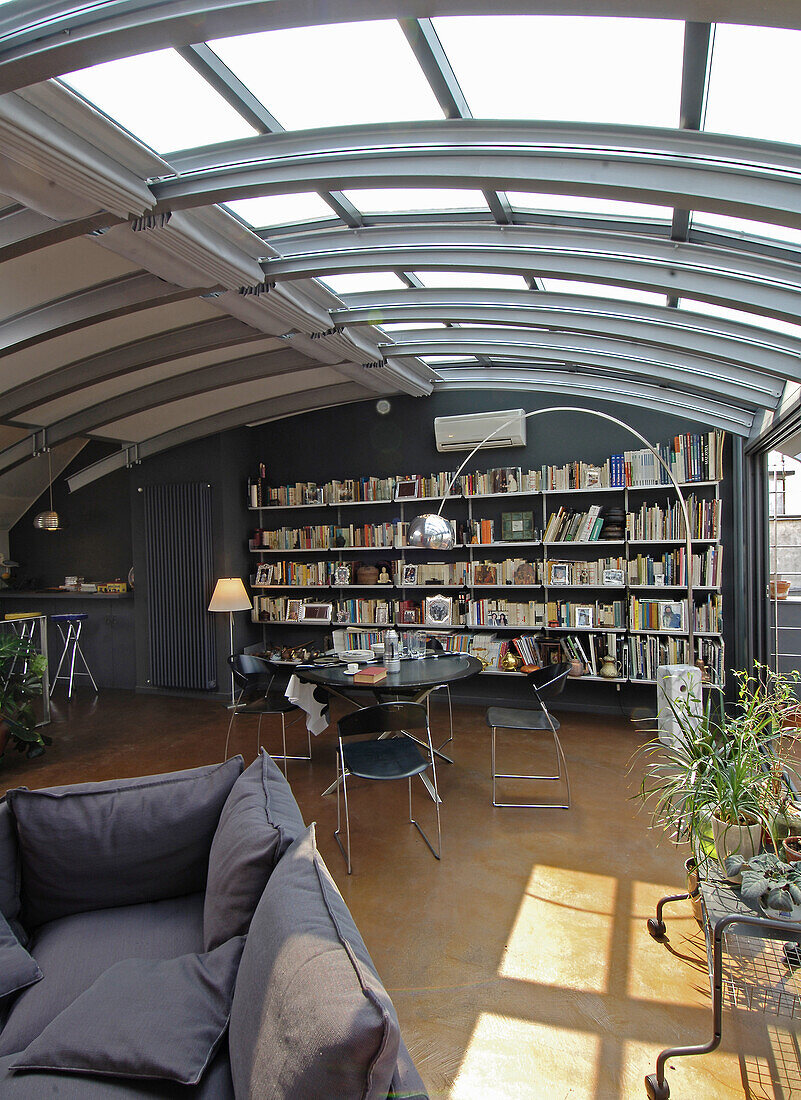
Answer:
top-left (0, 799), bottom-right (26, 945)
top-left (10, 936), bottom-right (245, 1085)
top-left (7, 757), bottom-right (243, 928)
top-left (0, 911), bottom-right (41, 1001)
top-left (203, 750), bottom-right (305, 951)
top-left (228, 824), bottom-right (400, 1100)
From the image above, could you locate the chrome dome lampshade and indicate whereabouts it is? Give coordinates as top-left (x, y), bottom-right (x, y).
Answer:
top-left (33, 509), bottom-right (60, 531)
top-left (407, 513), bottom-right (454, 550)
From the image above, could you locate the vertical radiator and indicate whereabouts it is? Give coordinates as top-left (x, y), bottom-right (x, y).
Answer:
top-left (143, 482), bottom-right (216, 690)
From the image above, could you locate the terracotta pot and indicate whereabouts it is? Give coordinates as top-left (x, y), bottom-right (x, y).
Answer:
top-left (783, 836), bottom-right (801, 863)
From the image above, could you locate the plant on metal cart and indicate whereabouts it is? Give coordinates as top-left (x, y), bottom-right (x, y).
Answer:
top-left (0, 632), bottom-right (48, 760)
top-left (633, 664), bottom-right (801, 870)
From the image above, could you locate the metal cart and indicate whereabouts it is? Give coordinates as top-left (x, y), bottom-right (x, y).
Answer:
top-left (644, 869), bottom-right (801, 1099)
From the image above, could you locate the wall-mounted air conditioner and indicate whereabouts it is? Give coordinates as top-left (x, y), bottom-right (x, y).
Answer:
top-left (434, 409), bottom-right (527, 453)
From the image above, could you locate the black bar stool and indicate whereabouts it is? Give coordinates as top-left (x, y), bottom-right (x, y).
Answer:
top-left (50, 613), bottom-right (98, 698)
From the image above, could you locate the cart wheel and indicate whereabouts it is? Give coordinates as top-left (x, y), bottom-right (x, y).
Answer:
top-left (645, 1072), bottom-right (670, 1099)
top-left (647, 917), bottom-right (667, 940)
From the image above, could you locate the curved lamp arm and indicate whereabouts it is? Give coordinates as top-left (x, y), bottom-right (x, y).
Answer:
top-left (414, 405), bottom-right (695, 655)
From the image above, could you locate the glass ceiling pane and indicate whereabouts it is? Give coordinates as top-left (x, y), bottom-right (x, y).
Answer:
top-left (422, 355), bottom-right (476, 364)
top-left (62, 50), bottom-right (257, 153)
top-left (342, 189), bottom-right (488, 215)
top-left (679, 298), bottom-right (801, 341)
top-left (542, 279), bottom-right (666, 306)
top-left (415, 271), bottom-right (528, 290)
top-left (507, 192), bottom-right (671, 220)
top-left (381, 322), bottom-right (449, 331)
top-left (691, 211), bottom-right (801, 248)
top-left (433, 16), bottom-right (684, 127)
top-left (705, 24), bottom-right (801, 146)
top-left (225, 194), bottom-right (335, 229)
top-left (210, 22), bottom-right (442, 130)
top-left (321, 272), bottom-right (408, 296)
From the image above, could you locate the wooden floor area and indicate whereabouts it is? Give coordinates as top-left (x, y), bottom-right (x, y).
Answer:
top-left (3, 689), bottom-right (800, 1099)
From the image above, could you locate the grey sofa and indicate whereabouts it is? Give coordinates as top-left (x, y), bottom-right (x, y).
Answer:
top-left (0, 752), bottom-right (427, 1098)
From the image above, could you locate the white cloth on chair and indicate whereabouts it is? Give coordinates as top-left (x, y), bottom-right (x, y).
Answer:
top-left (286, 675), bottom-right (330, 736)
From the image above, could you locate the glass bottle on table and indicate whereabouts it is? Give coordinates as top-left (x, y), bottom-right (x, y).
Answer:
top-left (384, 628), bottom-right (400, 673)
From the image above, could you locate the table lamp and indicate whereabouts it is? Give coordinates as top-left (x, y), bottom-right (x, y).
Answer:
top-left (208, 577), bottom-right (252, 705)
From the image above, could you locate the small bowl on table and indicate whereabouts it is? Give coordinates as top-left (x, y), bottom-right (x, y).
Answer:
top-left (371, 643), bottom-right (385, 659)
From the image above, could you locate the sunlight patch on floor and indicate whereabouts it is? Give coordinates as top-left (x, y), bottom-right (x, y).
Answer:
top-left (498, 864), bottom-right (616, 993)
top-left (627, 878), bottom-right (707, 1006)
top-left (450, 1011), bottom-right (599, 1100)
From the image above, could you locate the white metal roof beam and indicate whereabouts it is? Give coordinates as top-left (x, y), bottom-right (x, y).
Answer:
top-left (65, 381), bottom-right (370, 492)
top-left (156, 121), bottom-right (801, 231)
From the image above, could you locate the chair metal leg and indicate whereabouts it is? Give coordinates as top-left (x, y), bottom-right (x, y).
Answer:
top-left (408, 764), bottom-right (442, 861)
top-left (491, 703), bottom-right (571, 809)
top-left (269, 713), bottom-right (312, 770)
top-left (427, 686), bottom-right (454, 752)
top-left (333, 745), bottom-right (352, 874)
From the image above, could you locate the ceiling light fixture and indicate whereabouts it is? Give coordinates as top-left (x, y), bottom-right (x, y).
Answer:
top-left (33, 449), bottom-right (60, 531)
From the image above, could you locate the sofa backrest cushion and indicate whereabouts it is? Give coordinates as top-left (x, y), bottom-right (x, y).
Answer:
top-left (204, 751), bottom-right (305, 951)
top-left (6, 757), bottom-right (243, 928)
top-left (0, 799), bottom-right (25, 944)
top-left (228, 824), bottom-right (400, 1100)
top-left (0, 910), bottom-right (42, 1002)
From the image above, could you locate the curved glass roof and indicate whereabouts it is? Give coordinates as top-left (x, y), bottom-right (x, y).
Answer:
top-left (0, 3), bottom-right (801, 482)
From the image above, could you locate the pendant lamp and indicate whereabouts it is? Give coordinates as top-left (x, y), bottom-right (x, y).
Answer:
top-left (33, 450), bottom-right (60, 531)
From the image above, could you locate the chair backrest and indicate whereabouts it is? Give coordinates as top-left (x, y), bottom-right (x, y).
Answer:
top-left (337, 702), bottom-right (429, 740)
top-left (528, 661), bottom-right (572, 702)
top-left (228, 653), bottom-right (273, 693)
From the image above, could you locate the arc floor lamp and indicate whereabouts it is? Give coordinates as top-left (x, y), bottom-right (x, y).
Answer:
top-left (407, 406), bottom-right (695, 656)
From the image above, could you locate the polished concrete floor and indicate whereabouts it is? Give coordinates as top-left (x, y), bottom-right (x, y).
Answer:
top-left (3, 689), bottom-right (800, 1100)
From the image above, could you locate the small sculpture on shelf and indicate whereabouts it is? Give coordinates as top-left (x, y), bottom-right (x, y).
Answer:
top-left (377, 565), bottom-right (391, 584)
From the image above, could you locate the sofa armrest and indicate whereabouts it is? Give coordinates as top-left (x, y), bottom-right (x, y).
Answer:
top-left (388, 1038), bottom-right (429, 1100)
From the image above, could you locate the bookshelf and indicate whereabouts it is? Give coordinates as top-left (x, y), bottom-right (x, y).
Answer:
top-left (246, 431), bottom-right (725, 686)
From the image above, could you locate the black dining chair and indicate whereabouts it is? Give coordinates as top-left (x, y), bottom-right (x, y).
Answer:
top-left (485, 661), bottom-right (572, 809)
top-left (425, 635), bottom-right (454, 751)
top-left (334, 702), bottom-right (441, 874)
top-left (224, 654), bottom-right (310, 775)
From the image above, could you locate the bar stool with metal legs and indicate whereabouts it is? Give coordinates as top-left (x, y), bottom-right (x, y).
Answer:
top-left (49, 613), bottom-right (98, 698)
top-left (2, 613), bottom-right (39, 690)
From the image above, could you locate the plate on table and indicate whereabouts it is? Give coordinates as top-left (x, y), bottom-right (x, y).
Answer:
top-left (339, 649), bottom-right (377, 663)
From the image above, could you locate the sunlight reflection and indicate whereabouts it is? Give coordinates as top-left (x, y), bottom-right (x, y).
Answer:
top-left (627, 879), bottom-right (707, 1006)
top-left (451, 1012), bottom-right (599, 1100)
top-left (498, 865), bottom-right (616, 993)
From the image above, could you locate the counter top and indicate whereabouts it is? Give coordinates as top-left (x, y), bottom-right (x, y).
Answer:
top-left (0, 590), bottom-right (133, 600)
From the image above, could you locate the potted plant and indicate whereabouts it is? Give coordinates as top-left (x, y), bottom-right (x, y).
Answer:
top-left (0, 631), bottom-right (48, 760)
top-left (633, 665), bottom-right (801, 873)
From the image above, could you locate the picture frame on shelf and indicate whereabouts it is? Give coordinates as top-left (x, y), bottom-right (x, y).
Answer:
top-left (513, 560), bottom-right (538, 586)
top-left (424, 594), bottom-right (452, 626)
top-left (255, 562), bottom-right (272, 585)
top-left (333, 563), bottom-right (350, 586)
top-left (501, 511), bottom-right (534, 541)
top-left (473, 562), bottom-right (498, 585)
top-left (286, 599), bottom-right (303, 622)
top-left (602, 568), bottom-right (625, 586)
top-left (487, 611), bottom-right (509, 628)
top-left (582, 466), bottom-right (602, 489)
top-left (303, 485), bottom-right (324, 505)
top-left (395, 478), bottom-right (420, 501)
top-left (549, 563), bottom-right (569, 586)
top-left (402, 564), bottom-right (418, 585)
top-left (574, 605), bottom-right (594, 628)
top-left (299, 602), bottom-right (333, 624)
top-left (659, 601), bottom-right (685, 630)
top-left (375, 603), bottom-right (390, 624)
top-left (335, 606), bottom-right (350, 624)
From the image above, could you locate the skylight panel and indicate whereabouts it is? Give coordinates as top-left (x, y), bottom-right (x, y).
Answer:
top-left (433, 16), bottom-right (683, 127)
top-left (62, 50), bottom-right (257, 153)
top-left (415, 272), bottom-right (528, 290)
top-left (341, 189), bottom-right (489, 215)
top-left (381, 322), bottom-right (449, 331)
top-left (225, 194), bottom-right (336, 229)
top-left (422, 355), bottom-right (476, 364)
top-left (705, 24), bottom-right (801, 146)
top-left (507, 192), bottom-right (671, 220)
top-left (210, 22), bottom-right (442, 130)
top-left (542, 279), bottom-right (666, 306)
top-left (691, 211), bottom-right (801, 248)
top-left (679, 298), bottom-right (801, 341)
top-left (321, 272), bottom-right (408, 296)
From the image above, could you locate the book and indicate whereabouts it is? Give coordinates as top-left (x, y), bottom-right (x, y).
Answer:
top-left (353, 665), bottom-right (388, 684)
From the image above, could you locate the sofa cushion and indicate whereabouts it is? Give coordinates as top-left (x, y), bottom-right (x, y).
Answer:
top-left (0, 799), bottom-right (26, 945)
top-left (0, 1047), bottom-right (235, 1098)
top-left (0, 912), bottom-right (41, 1001)
top-left (6, 757), bottom-right (243, 928)
top-left (11, 935), bottom-right (245, 1086)
top-left (204, 750), bottom-right (306, 950)
top-left (0, 892), bottom-right (204, 1057)
top-left (389, 1038), bottom-right (429, 1100)
top-left (228, 824), bottom-right (400, 1100)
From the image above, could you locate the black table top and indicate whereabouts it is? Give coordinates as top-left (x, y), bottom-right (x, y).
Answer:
top-left (295, 654), bottom-right (483, 693)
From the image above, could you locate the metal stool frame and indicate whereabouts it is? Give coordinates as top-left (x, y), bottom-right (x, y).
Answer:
top-left (49, 616), bottom-right (98, 698)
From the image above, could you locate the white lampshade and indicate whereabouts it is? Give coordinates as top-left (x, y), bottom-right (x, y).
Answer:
top-left (208, 577), bottom-right (251, 613)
